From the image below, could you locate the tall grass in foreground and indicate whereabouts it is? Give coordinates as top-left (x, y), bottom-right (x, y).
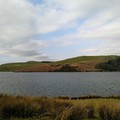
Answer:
top-left (56, 104), bottom-right (95, 120)
top-left (0, 94), bottom-right (72, 119)
top-left (0, 94), bottom-right (120, 120)
top-left (98, 103), bottom-right (120, 120)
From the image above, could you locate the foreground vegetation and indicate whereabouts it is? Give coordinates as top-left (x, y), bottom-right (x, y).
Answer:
top-left (0, 94), bottom-right (120, 120)
top-left (0, 55), bottom-right (120, 72)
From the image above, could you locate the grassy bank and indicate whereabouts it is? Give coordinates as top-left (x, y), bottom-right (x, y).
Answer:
top-left (0, 94), bottom-right (120, 120)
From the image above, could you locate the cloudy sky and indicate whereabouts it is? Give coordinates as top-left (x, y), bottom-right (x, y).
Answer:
top-left (0, 0), bottom-right (120, 64)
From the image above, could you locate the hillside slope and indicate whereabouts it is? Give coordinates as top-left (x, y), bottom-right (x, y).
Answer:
top-left (0, 55), bottom-right (120, 72)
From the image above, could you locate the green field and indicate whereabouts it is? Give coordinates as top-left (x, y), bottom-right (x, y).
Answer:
top-left (55, 56), bottom-right (113, 64)
top-left (0, 62), bottom-right (43, 72)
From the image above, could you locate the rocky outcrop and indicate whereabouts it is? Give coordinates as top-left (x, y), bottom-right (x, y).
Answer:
top-left (50, 64), bottom-right (81, 72)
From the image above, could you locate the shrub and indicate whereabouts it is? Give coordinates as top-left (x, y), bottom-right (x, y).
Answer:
top-left (71, 97), bottom-right (78, 100)
top-left (78, 95), bottom-right (101, 99)
top-left (56, 96), bottom-right (70, 100)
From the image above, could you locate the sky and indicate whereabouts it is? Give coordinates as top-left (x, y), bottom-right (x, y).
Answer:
top-left (0, 0), bottom-right (120, 64)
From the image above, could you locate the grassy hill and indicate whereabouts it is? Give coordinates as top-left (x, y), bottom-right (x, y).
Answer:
top-left (0, 55), bottom-right (120, 72)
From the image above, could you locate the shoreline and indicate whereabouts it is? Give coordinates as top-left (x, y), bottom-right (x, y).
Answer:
top-left (1, 94), bottom-right (120, 100)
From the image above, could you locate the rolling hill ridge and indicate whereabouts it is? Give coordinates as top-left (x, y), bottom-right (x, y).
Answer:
top-left (0, 55), bottom-right (120, 72)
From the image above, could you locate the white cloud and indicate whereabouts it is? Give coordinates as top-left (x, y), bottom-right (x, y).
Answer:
top-left (0, 0), bottom-right (50, 61)
top-left (0, 0), bottom-right (35, 40)
top-left (77, 17), bottom-right (120, 40)
top-left (78, 39), bottom-right (120, 56)
top-left (0, 0), bottom-right (120, 63)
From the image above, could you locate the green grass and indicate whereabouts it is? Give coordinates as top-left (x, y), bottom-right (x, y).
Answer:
top-left (0, 94), bottom-right (120, 120)
top-left (54, 55), bottom-right (119, 64)
top-left (0, 62), bottom-right (46, 72)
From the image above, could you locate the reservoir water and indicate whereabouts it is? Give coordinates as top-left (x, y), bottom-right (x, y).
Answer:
top-left (0, 72), bottom-right (120, 97)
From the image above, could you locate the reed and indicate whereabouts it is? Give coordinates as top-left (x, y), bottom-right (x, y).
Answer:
top-left (59, 105), bottom-right (86, 120)
top-left (0, 94), bottom-right (72, 119)
top-left (0, 94), bottom-right (119, 120)
top-left (98, 103), bottom-right (120, 120)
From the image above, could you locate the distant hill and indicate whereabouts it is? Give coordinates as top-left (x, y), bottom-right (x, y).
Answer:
top-left (0, 55), bottom-right (120, 72)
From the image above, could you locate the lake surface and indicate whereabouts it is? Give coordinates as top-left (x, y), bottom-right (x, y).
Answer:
top-left (0, 72), bottom-right (120, 97)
